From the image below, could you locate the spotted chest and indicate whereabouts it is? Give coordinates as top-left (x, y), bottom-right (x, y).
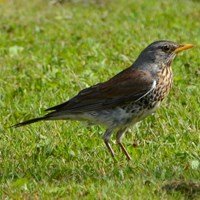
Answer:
top-left (143, 65), bottom-right (173, 108)
top-left (115, 66), bottom-right (173, 126)
top-left (154, 65), bottom-right (173, 102)
top-left (96, 65), bottom-right (174, 127)
top-left (123, 65), bottom-right (173, 114)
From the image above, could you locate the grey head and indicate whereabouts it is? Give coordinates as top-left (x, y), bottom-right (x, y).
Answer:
top-left (133, 40), bottom-right (193, 75)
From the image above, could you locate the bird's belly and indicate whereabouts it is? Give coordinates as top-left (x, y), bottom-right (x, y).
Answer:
top-left (86, 108), bottom-right (132, 128)
top-left (125, 101), bottom-right (161, 126)
top-left (83, 100), bottom-right (161, 128)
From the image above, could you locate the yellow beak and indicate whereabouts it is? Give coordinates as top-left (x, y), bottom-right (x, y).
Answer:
top-left (174, 44), bottom-right (194, 53)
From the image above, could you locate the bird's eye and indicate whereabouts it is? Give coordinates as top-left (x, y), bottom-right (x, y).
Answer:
top-left (161, 45), bottom-right (170, 52)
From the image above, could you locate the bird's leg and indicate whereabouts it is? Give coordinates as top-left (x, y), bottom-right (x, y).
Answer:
top-left (103, 129), bottom-right (115, 157)
top-left (116, 128), bottom-right (132, 161)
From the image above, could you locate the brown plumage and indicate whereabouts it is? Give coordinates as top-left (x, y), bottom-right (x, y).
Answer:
top-left (13, 40), bottom-right (193, 160)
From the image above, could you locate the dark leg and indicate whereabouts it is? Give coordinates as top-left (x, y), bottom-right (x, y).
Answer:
top-left (103, 128), bottom-right (115, 157)
top-left (116, 128), bottom-right (132, 161)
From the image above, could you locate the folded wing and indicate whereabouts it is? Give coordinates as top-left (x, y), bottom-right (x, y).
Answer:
top-left (46, 67), bottom-right (155, 114)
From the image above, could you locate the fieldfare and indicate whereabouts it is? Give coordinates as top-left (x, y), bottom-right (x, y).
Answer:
top-left (13, 40), bottom-right (193, 160)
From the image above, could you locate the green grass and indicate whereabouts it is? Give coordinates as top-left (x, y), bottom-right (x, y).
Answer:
top-left (0, 0), bottom-right (200, 199)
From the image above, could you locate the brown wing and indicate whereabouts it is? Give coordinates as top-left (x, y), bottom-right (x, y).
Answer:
top-left (46, 67), bottom-right (155, 113)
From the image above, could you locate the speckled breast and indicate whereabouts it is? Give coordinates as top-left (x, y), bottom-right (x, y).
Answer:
top-left (120, 65), bottom-right (173, 124)
top-left (136, 65), bottom-right (173, 111)
top-left (154, 65), bottom-right (173, 102)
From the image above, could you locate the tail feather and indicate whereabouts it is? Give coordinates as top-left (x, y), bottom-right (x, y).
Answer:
top-left (12, 117), bottom-right (46, 128)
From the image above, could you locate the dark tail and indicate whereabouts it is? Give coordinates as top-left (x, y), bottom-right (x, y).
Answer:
top-left (12, 116), bottom-right (46, 128)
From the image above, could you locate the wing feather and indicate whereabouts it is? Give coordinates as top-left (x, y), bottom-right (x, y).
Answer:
top-left (46, 67), bottom-right (155, 113)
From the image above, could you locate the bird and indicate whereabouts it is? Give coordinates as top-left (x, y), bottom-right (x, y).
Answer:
top-left (13, 40), bottom-right (193, 160)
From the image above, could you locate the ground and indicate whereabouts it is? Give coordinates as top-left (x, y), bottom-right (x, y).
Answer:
top-left (0, 0), bottom-right (199, 199)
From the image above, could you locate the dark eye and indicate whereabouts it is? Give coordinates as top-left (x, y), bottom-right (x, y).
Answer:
top-left (161, 45), bottom-right (170, 52)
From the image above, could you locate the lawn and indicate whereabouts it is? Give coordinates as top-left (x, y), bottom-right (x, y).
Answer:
top-left (0, 0), bottom-right (199, 199)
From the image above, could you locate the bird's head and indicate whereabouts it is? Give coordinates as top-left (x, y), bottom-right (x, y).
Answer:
top-left (134, 40), bottom-right (193, 74)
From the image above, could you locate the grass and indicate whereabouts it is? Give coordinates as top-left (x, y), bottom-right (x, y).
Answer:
top-left (0, 0), bottom-right (200, 199)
